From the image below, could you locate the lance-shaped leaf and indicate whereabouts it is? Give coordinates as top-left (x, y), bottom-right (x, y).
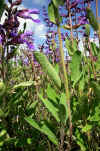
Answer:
top-left (0, 81), bottom-right (6, 96)
top-left (25, 117), bottom-right (59, 146)
top-left (58, 93), bottom-right (68, 124)
top-left (90, 42), bottom-right (99, 56)
top-left (39, 94), bottom-right (60, 123)
top-left (85, 24), bottom-right (90, 37)
top-left (70, 51), bottom-right (82, 86)
top-left (34, 52), bottom-right (61, 88)
top-left (48, 2), bottom-right (62, 24)
top-left (46, 84), bottom-right (59, 105)
top-left (13, 81), bottom-right (34, 89)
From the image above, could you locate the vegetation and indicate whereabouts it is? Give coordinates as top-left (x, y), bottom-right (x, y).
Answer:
top-left (0, 0), bottom-right (100, 150)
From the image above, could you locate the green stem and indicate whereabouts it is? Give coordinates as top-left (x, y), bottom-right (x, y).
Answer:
top-left (68, 6), bottom-right (73, 44)
top-left (57, 25), bottom-right (72, 148)
top-left (88, 38), bottom-right (96, 80)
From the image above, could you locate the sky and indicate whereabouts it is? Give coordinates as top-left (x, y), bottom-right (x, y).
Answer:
top-left (2, 0), bottom-right (100, 51)
top-left (21, 0), bottom-right (100, 50)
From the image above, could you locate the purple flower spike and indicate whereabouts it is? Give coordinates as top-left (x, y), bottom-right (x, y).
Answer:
top-left (32, 19), bottom-right (40, 23)
top-left (24, 40), bottom-right (34, 50)
top-left (28, 9), bottom-right (40, 14)
top-left (0, 35), bottom-right (2, 45)
top-left (16, 9), bottom-right (40, 23)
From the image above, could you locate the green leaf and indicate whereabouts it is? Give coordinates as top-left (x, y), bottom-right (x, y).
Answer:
top-left (75, 129), bottom-right (87, 151)
top-left (27, 101), bottom-right (38, 109)
top-left (85, 24), bottom-right (90, 37)
top-left (52, 0), bottom-right (65, 8)
top-left (58, 93), bottom-right (68, 124)
top-left (90, 42), bottom-right (99, 56)
top-left (79, 75), bottom-right (85, 91)
top-left (54, 63), bottom-right (59, 74)
top-left (0, 129), bottom-right (6, 137)
top-left (25, 117), bottom-right (59, 146)
top-left (82, 124), bottom-right (92, 133)
top-left (70, 51), bottom-right (82, 86)
top-left (26, 101), bottom-right (38, 117)
top-left (88, 102), bottom-right (100, 122)
top-left (39, 94), bottom-right (60, 122)
top-left (86, 7), bottom-right (99, 31)
top-left (13, 81), bottom-right (34, 89)
top-left (0, 81), bottom-right (6, 96)
top-left (34, 52), bottom-right (61, 88)
top-left (0, 109), bottom-right (5, 117)
top-left (48, 2), bottom-right (62, 24)
top-left (65, 38), bottom-right (78, 56)
top-left (46, 84), bottom-right (59, 105)
top-left (0, 0), bottom-right (5, 21)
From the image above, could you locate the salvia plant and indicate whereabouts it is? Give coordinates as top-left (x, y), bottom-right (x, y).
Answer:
top-left (0, 0), bottom-right (100, 151)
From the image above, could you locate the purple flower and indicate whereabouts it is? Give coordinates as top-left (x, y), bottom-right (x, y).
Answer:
top-left (70, 0), bottom-right (80, 9)
top-left (78, 16), bottom-right (88, 25)
top-left (16, 9), bottom-right (40, 23)
top-left (9, 31), bottom-right (34, 50)
top-left (0, 35), bottom-right (2, 45)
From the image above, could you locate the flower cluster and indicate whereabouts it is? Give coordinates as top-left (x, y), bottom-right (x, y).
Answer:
top-left (0, 0), bottom-right (40, 52)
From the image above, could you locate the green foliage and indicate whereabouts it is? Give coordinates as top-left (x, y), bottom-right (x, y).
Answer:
top-left (25, 117), bottom-right (59, 146)
top-left (0, 0), bottom-right (5, 21)
top-left (46, 84), bottom-right (59, 105)
top-left (86, 7), bottom-right (99, 31)
top-left (90, 42), bottom-right (99, 56)
top-left (39, 94), bottom-right (60, 122)
top-left (75, 128), bottom-right (87, 151)
top-left (13, 81), bottom-right (34, 89)
top-left (70, 51), bottom-right (82, 86)
top-left (58, 93), bottom-right (68, 124)
top-left (34, 51), bottom-right (61, 88)
top-left (0, 81), bottom-right (6, 96)
top-left (65, 38), bottom-right (78, 56)
top-left (52, 0), bottom-right (65, 8)
top-left (0, 1), bottom-right (100, 150)
top-left (48, 1), bottom-right (62, 24)
top-left (85, 24), bottom-right (90, 37)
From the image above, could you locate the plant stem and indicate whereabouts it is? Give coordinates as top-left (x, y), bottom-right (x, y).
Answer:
top-left (96, 0), bottom-right (98, 21)
top-left (68, 5), bottom-right (73, 44)
top-left (88, 38), bottom-right (96, 80)
top-left (57, 25), bottom-right (72, 149)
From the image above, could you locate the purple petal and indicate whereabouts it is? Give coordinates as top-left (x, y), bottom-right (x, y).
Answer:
top-left (0, 35), bottom-right (2, 45)
top-left (32, 19), bottom-right (40, 23)
top-left (28, 9), bottom-right (40, 14)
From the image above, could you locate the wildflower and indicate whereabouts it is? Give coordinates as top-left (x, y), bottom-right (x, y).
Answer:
top-left (8, 31), bottom-right (34, 50)
top-left (16, 9), bottom-right (40, 23)
top-left (0, 35), bottom-right (2, 45)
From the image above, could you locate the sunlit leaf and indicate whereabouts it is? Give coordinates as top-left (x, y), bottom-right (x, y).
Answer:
top-left (34, 52), bottom-right (61, 88)
top-left (13, 81), bottom-right (34, 89)
top-left (70, 51), bottom-right (82, 86)
top-left (86, 7), bottom-right (99, 31)
top-left (48, 2), bottom-right (62, 24)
